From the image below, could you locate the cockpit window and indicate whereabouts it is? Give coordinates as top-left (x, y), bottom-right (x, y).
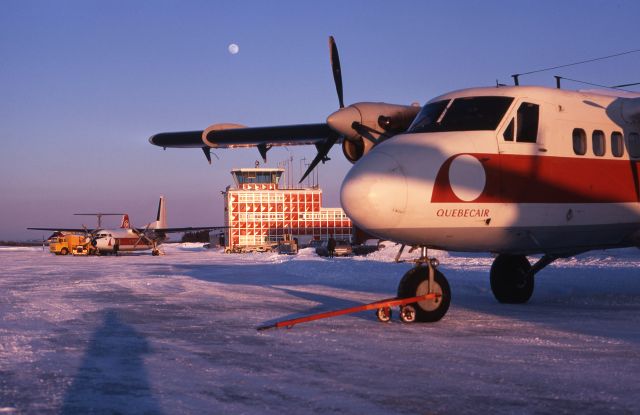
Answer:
top-left (407, 100), bottom-right (450, 132)
top-left (408, 96), bottom-right (514, 133)
top-left (515, 102), bottom-right (539, 143)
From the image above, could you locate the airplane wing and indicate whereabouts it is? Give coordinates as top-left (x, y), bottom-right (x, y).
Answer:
top-left (27, 227), bottom-right (95, 233)
top-left (150, 123), bottom-right (339, 181)
top-left (149, 123), bottom-right (335, 148)
top-left (149, 123), bottom-right (335, 149)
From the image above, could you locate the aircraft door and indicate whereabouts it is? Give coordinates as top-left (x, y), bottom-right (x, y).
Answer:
top-left (497, 100), bottom-right (544, 152)
top-left (496, 100), bottom-right (546, 203)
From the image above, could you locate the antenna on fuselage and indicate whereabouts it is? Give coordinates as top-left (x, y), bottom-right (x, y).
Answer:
top-left (554, 76), bottom-right (562, 89)
top-left (510, 48), bottom-right (640, 87)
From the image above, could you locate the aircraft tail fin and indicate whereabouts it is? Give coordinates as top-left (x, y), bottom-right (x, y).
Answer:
top-left (149, 196), bottom-right (167, 229)
top-left (120, 214), bottom-right (131, 229)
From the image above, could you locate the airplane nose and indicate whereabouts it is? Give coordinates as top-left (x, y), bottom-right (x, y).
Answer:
top-left (340, 151), bottom-right (407, 235)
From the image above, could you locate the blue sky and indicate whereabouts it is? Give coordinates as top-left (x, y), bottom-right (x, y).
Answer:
top-left (2, 0), bottom-right (640, 240)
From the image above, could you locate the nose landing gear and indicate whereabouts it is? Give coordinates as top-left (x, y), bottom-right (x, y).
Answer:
top-left (395, 247), bottom-right (451, 323)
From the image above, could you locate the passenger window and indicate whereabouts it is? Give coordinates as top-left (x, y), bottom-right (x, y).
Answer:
top-left (592, 130), bottom-right (605, 156)
top-left (611, 132), bottom-right (624, 157)
top-left (629, 132), bottom-right (640, 158)
top-left (503, 118), bottom-right (514, 141)
top-left (516, 102), bottom-right (539, 143)
top-left (573, 128), bottom-right (587, 156)
top-left (572, 128), bottom-right (587, 155)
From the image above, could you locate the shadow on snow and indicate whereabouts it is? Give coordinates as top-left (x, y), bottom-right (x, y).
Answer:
top-left (60, 309), bottom-right (162, 415)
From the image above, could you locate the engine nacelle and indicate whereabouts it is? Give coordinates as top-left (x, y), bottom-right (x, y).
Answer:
top-left (329, 102), bottom-right (420, 163)
top-left (342, 137), bottom-right (373, 163)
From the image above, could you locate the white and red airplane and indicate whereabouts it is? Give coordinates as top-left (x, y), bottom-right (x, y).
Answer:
top-left (30, 196), bottom-right (226, 256)
top-left (150, 37), bottom-right (640, 322)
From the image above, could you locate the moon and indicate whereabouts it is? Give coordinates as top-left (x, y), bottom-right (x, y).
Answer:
top-left (228, 43), bottom-right (239, 55)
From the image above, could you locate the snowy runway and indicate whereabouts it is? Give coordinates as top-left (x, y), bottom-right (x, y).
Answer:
top-left (1, 245), bottom-right (639, 414)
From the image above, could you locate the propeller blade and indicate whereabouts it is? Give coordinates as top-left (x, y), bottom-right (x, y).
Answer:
top-left (133, 224), bottom-right (153, 248)
top-left (133, 234), bottom-right (145, 248)
top-left (299, 134), bottom-right (339, 183)
top-left (329, 36), bottom-right (344, 108)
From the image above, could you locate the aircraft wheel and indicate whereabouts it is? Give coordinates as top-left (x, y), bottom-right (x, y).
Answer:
top-left (397, 266), bottom-right (451, 322)
top-left (375, 307), bottom-right (392, 323)
top-left (490, 254), bottom-right (533, 304)
top-left (60, 248), bottom-right (69, 255)
top-left (152, 249), bottom-right (160, 256)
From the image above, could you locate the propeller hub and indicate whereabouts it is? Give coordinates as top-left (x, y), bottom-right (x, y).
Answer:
top-left (327, 106), bottom-right (361, 139)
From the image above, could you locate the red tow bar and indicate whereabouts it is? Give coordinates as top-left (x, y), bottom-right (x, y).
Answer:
top-left (257, 293), bottom-right (439, 331)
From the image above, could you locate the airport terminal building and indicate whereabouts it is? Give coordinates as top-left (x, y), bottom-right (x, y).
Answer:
top-left (223, 167), bottom-right (352, 252)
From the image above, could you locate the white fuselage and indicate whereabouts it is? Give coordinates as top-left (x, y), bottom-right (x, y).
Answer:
top-left (93, 228), bottom-right (162, 253)
top-left (341, 86), bottom-right (640, 255)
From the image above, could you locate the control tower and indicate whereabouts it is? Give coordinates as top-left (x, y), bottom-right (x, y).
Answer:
top-left (223, 167), bottom-right (351, 252)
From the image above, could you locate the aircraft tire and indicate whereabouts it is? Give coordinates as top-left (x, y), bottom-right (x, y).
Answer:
top-left (397, 266), bottom-right (451, 322)
top-left (490, 254), bottom-right (533, 304)
top-left (152, 249), bottom-right (160, 256)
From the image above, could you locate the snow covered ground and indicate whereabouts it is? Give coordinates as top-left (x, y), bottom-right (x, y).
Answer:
top-left (0, 244), bottom-right (639, 414)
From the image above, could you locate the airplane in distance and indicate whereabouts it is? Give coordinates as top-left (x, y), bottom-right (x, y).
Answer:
top-left (29, 196), bottom-right (226, 256)
top-left (149, 37), bottom-right (640, 323)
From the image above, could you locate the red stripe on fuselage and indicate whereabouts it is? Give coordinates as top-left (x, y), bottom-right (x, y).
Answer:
top-left (431, 154), bottom-right (640, 203)
top-left (116, 238), bottom-right (144, 246)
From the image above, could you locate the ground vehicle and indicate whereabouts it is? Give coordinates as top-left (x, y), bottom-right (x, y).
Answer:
top-left (72, 243), bottom-right (93, 256)
top-left (48, 234), bottom-right (90, 255)
top-left (307, 239), bottom-right (324, 249)
top-left (225, 243), bottom-right (276, 253)
top-left (315, 240), bottom-right (352, 257)
top-left (276, 234), bottom-right (298, 255)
